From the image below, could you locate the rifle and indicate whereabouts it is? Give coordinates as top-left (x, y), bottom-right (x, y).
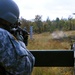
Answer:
top-left (10, 22), bottom-right (29, 46)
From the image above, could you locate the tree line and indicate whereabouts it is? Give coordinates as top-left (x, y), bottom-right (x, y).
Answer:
top-left (20, 15), bottom-right (75, 33)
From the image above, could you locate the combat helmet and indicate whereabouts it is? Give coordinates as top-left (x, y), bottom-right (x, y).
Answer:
top-left (0, 0), bottom-right (20, 24)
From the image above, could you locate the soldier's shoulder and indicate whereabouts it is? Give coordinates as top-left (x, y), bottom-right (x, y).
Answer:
top-left (0, 28), bottom-right (7, 33)
top-left (0, 28), bottom-right (9, 37)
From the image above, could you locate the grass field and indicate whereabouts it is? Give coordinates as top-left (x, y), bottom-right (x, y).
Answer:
top-left (27, 31), bottom-right (74, 75)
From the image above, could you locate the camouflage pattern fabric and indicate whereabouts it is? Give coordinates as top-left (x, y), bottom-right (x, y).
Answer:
top-left (0, 28), bottom-right (35, 75)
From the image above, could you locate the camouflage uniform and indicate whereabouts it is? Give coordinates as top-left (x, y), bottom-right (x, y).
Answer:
top-left (0, 28), bottom-right (35, 75)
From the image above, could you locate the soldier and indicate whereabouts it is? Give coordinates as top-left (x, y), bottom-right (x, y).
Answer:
top-left (0, 0), bottom-right (35, 75)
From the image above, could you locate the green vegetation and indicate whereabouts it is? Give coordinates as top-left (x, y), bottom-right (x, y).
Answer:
top-left (20, 15), bottom-right (75, 34)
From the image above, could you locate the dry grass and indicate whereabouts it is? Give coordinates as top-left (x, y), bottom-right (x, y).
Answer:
top-left (27, 32), bottom-right (71, 50)
top-left (32, 67), bottom-right (73, 75)
top-left (27, 31), bottom-right (74, 75)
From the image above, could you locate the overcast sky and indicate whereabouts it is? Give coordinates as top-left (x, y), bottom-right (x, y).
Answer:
top-left (13, 0), bottom-right (75, 21)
